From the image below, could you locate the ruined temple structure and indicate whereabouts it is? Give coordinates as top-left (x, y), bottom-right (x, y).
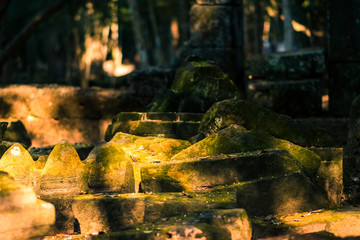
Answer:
top-left (1, 1), bottom-right (360, 240)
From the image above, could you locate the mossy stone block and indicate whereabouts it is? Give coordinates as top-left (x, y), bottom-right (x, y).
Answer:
top-left (200, 98), bottom-right (335, 147)
top-left (236, 173), bottom-right (329, 216)
top-left (87, 142), bottom-right (135, 193)
top-left (141, 150), bottom-right (302, 193)
top-left (174, 125), bottom-right (321, 175)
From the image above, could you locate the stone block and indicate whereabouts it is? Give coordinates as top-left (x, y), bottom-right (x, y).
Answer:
top-left (141, 150), bottom-right (302, 193)
top-left (199, 98), bottom-right (336, 147)
top-left (248, 79), bottom-right (322, 117)
top-left (73, 193), bottom-right (251, 239)
top-left (190, 5), bottom-right (243, 48)
top-left (105, 112), bottom-right (203, 141)
top-left (174, 125), bottom-right (322, 175)
top-left (265, 48), bottom-right (325, 80)
top-left (236, 173), bottom-right (329, 216)
top-left (189, 48), bottom-right (245, 92)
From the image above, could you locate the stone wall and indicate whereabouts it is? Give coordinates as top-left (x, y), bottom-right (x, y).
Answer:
top-left (0, 85), bottom-right (152, 147)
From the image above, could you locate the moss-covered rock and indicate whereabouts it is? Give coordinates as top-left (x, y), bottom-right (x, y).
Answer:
top-left (147, 57), bottom-right (243, 113)
top-left (111, 132), bottom-right (191, 164)
top-left (0, 171), bottom-right (55, 240)
top-left (173, 125), bottom-right (321, 175)
top-left (39, 139), bottom-right (87, 195)
top-left (0, 143), bottom-right (36, 184)
top-left (3, 120), bottom-right (32, 149)
top-left (86, 142), bottom-right (135, 193)
top-left (236, 173), bottom-right (329, 216)
top-left (141, 150), bottom-right (302, 193)
top-left (199, 98), bottom-right (336, 147)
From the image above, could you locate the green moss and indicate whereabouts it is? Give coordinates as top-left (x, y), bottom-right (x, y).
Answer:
top-left (42, 139), bottom-right (84, 178)
top-left (200, 98), bottom-right (336, 147)
top-left (111, 132), bottom-right (191, 163)
top-left (0, 143), bottom-right (36, 180)
top-left (172, 125), bottom-right (321, 175)
top-left (87, 142), bottom-right (135, 193)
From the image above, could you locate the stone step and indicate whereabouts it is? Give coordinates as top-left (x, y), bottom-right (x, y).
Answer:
top-left (105, 112), bottom-right (203, 141)
top-left (72, 191), bottom-right (239, 235)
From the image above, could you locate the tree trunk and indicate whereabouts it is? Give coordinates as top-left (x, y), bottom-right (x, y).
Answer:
top-left (282, 0), bottom-right (293, 51)
top-left (147, 0), bottom-right (164, 66)
top-left (127, 0), bottom-right (149, 67)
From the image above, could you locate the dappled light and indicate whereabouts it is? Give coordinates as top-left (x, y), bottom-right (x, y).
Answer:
top-left (0, 0), bottom-right (359, 239)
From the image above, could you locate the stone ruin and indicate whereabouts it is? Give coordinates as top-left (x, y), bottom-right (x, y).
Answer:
top-left (0, 55), bottom-right (359, 239)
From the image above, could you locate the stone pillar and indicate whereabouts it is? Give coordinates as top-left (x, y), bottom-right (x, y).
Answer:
top-left (328, 0), bottom-right (360, 116)
top-left (188, 0), bottom-right (245, 96)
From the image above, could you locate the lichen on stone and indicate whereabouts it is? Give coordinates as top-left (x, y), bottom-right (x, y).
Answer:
top-left (173, 125), bottom-right (321, 175)
top-left (86, 141), bottom-right (135, 193)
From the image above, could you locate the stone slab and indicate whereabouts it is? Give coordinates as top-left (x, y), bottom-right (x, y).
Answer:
top-left (72, 192), bottom-right (241, 235)
top-left (141, 150), bottom-right (302, 193)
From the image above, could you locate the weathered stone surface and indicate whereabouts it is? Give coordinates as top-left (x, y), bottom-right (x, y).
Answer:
top-left (190, 5), bottom-right (243, 48)
top-left (245, 54), bottom-right (268, 79)
top-left (265, 48), bottom-right (325, 80)
top-left (141, 149), bottom-right (302, 193)
top-left (0, 172), bottom-right (55, 240)
top-left (173, 125), bottom-right (321, 175)
top-left (105, 112), bottom-right (203, 141)
top-left (280, 207), bottom-right (360, 238)
top-left (248, 79), bottom-right (322, 117)
top-left (39, 139), bottom-right (87, 196)
top-left (311, 148), bottom-right (343, 206)
top-left (186, 48), bottom-right (245, 93)
top-left (0, 143), bottom-right (36, 185)
top-left (199, 98), bottom-right (336, 147)
top-left (72, 192), bottom-right (251, 239)
top-left (110, 132), bottom-right (191, 164)
top-left (3, 120), bottom-right (32, 149)
top-left (86, 142), bottom-right (135, 193)
top-left (236, 173), bottom-right (329, 216)
top-left (148, 57), bottom-right (242, 113)
top-left (71, 208), bottom-right (251, 240)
